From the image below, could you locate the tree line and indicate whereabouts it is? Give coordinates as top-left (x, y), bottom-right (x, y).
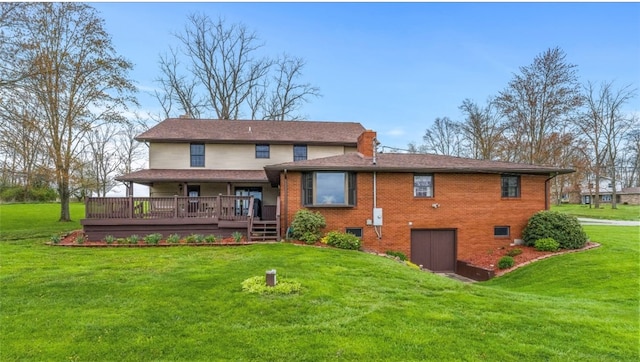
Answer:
top-left (0, 3), bottom-right (320, 221)
top-left (409, 47), bottom-right (638, 209)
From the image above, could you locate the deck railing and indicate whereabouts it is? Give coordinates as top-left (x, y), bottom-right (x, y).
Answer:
top-left (85, 196), bottom-right (255, 221)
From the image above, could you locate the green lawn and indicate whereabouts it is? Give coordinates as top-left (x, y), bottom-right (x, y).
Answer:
top-left (0, 202), bottom-right (84, 241)
top-left (1, 204), bottom-right (638, 361)
top-left (551, 203), bottom-right (640, 221)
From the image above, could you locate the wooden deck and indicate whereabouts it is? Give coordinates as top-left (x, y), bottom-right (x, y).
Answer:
top-left (81, 196), bottom-right (280, 242)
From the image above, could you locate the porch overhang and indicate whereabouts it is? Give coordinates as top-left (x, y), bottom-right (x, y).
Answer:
top-left (116, 169), bottom-right (269, 187)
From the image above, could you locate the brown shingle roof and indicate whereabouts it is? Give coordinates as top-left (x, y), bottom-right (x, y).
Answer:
top-left (136, 118), bottom-right (366, 145)
top-left (264, 153), bottom-right (575, 184)
top-left (116, 169), bottom-right (268, 186)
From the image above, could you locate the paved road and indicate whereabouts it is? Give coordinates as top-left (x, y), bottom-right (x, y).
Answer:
top-left (578, 218), bottom-right (640, 227)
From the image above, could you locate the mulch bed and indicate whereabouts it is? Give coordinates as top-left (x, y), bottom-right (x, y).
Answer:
top-left (463, 241), bottom-right (600, 276)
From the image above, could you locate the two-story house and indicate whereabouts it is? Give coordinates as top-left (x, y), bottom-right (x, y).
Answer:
top-left (82, 117), bottom-right (573, 279)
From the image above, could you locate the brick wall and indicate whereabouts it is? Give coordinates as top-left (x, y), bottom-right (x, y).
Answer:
top-left (280, 171), bottom-right (548, 262)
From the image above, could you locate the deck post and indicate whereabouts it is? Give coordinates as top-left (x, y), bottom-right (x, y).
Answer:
top-left (174, 195), bottom-right (178, 218)
top-left (129, 196), bottom-right (133, 219)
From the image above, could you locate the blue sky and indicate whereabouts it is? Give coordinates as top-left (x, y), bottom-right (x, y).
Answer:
top-left (92, 2), bottom-right (640, 150)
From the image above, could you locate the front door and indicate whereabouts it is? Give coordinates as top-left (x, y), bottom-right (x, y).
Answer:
top-left (235, 187), bottom-right (262, 217)
top-left (187, 185), bottom-right (200, 213)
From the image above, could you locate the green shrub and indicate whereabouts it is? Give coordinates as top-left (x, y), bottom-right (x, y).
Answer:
top-left (29, 186), bottom-right (57, 202)
top-left (0, 186), bottom-right (57, 202)
top-left (506, 248), bottom-right (522, 257)
top-left (497, 256), bottom-right (514, 269)
top-left (534, 237), bottom-right (560, 252)
top-left (75, 234), bottom-right (85, 245)
top-left (522, 210), bottom-right (587, 249)
top-left (50, 234), bottom-right (61, 244)
top-left (290, 209), bottom-right (326, 243)
top-left (185, 234), bottom-right (202, 243)
top-left (300, 231), bottom-right (319, 245)
top-left (167, 234), bottom-right (180, 244)
top-left (232, 231), bottom-right (243, 243)
top-left (104, 235), bottom-right (116, 244)
top-left (144, 233), bottom-right (162, 245)
top-left (127, 235), bottom-right (140, 245)
top-left (385, 250), bottom-right (408, 261)
top-left (323, 231), bottom-right (361, 250)
top-left (204, 235), bottom-right (217, 243)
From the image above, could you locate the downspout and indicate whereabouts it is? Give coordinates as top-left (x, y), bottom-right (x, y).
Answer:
top-left (372, 137), bottom-right (381, 239)
top-left (283, 169), bottom-right (288, 238)
top-left (544, 172), bottom-right (560, 210)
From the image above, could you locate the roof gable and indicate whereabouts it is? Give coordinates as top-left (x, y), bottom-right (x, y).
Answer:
top-left (136, 118), bottom-right (366, 145)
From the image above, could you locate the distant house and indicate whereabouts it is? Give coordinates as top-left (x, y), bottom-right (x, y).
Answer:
top-left (580, 177), bottom-right (623, 204)
top-left (82, 118), bottom-right (573, 277)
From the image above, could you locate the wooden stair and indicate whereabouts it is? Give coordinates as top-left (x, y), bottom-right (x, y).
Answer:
top-left (249, 220), bottom-right (279, 242)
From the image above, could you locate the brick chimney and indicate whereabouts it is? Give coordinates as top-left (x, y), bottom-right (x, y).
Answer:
top-left (357, 130), bottom-right (377, 158)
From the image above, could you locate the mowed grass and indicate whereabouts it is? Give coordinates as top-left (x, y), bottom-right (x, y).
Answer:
top-left (0, 202), bottom-right (84, 241)
top-left (0, 204), bottom-right (638, 361)
top-left (551, 203), bottom-right (640, 221)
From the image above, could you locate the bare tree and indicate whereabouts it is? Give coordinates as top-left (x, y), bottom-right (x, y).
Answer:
top-left (85, 124), bottom-right (120, 197)
top-left (263, 54), bottom-right (321, 120)
top-left (115, 120), bottom-right (146, 195)
top-left (495, 47), bottom-right (582, 164)
top-left (599, 82), bottom-right (637, 208)
top-left (571, 81), bottom-right (636, 209)
top-left (458, 98), bottom-right (505, 160)
top-left (621, 127), bottom-right (640, 188)
top-left (155, 48), bottom-right (205, 118)
top-left (2, 3), bottom-right (137, 221)
top-left (421, 117), bottom-right (465, 156)
top-left (156, 14), bottom-right (319, 121)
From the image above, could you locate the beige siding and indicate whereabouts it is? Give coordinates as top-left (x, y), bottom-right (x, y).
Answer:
top-left (150, 183), bottom-right (181, 197)
top-left (149, 143), bottom-right (190, 169)
top-left (149, 142), bottom-right (355, 170)
top-left (207, 144), bottom-right (294, 169)
top-left (308, 145), bottom-right (346, 159)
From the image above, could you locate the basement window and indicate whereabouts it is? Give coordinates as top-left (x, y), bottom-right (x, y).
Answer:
top-left (494, 226), bottom-right (510, 238)
top-left (345, 228), bottom-right (363, 238)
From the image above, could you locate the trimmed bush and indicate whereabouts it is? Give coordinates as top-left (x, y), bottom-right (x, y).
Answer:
top-left (522, 211), bottom-right (587, 249)
top-left (534, 237), bottom-right (560, 252)
top-left (323, 231), bottom-right (361, 250)
top-left (290, 209), bottom-right (326, 244)
top-left (167, 234), bottom-right (180, 244)
top-left (497, 256), bottom-right (514, 269)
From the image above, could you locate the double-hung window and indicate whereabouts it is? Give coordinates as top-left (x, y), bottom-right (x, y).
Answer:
top-left (190, 143), bottom-right (205, 167)
top-left (302, 172), bottom-right (356, 206)
top-left (255, 144), bottom-right (270, 159)
top-left (414, 174), bottom-right (434, 197)
top-left (293, 145), bottom-right (307, 161)
top-left (501, 175), bottom-right (520, 198)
